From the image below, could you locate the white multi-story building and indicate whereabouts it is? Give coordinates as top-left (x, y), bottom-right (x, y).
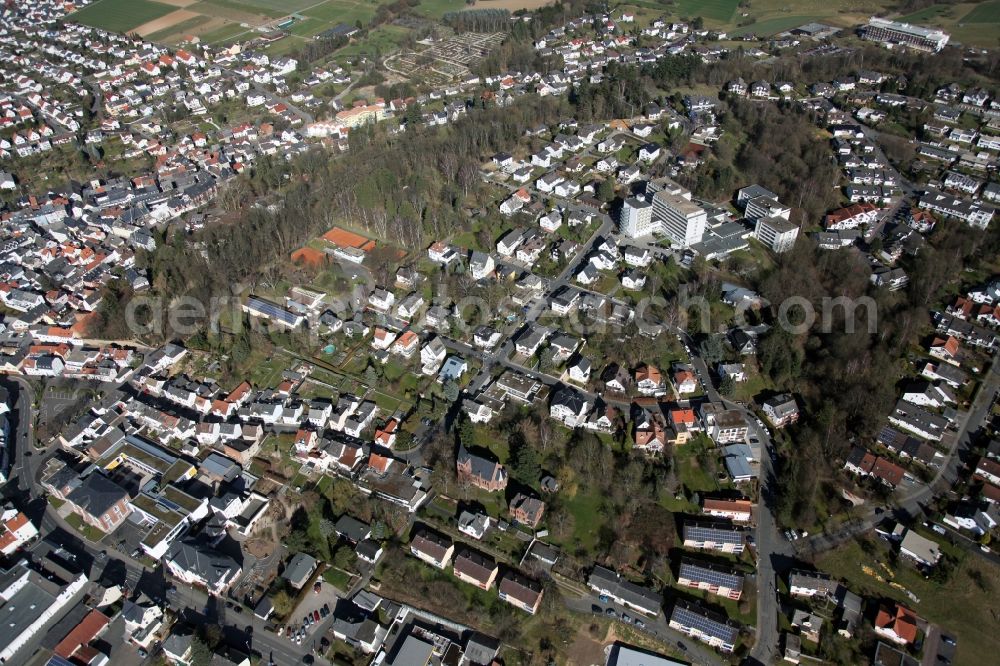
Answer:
top-left (617, 197), bottom-right (654, 238)
top-left (651, 189), bottom-right (706, 247)
top-left (862, 17), bottom-right (950, 53)
top-left (754, 215), bottom-right (799, 253)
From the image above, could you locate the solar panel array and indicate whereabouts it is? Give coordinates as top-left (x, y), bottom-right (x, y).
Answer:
top-left (671, 602), bottom-right (739, 644)
top-left (683, 521), bottom-right (745, 545)
top-left (247, 297), bottom-right (300, 326)
top-left (678, 560), bottom-right (744, 591)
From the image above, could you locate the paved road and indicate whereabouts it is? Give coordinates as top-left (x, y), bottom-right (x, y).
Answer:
top-left (677, 333), bottom-right (792, 663)
top-left (796, 351), bottom-right (1000, 558)
top-left (563, 592), bottom-right (726, 666)
top-left (858, 124), bottom-right (919, 242)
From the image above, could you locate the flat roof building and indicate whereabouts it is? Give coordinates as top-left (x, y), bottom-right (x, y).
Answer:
top-left (862, 17), bottom-right (950, 53)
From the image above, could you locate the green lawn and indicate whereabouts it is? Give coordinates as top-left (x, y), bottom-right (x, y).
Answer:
top-left (817, 538), bottom-right (1000, 666)
top-left (962, 1), bottom-right (1000, 22)
top-left (732, 15), bottom-right (821, 36)
top-left (322, 566), bottom-right (354, 591)
top-left (240, 0), bottom-right (323, 12)
top-left (553, 488), bottom-right (605, 553)
top-left (199, 22), bottom-right (253, 44)
top-left (335, 24), bottom-right (411, 58)
top-left (674, 436), bottom-right (722, 495)
top-left (897, 5), bottom-right (957, 23)
top-left (676, 0), bottom-right (738, 23)
top-left (196, 0), bottom-right (286, 19)
top-left (248, 352), bottom-right (290, 388)
top-left (63, 512), bottom-right (106, 543)
top-left (145, 14), bottom-right (212, 43)
top-left (415, 0), bottom-right (468, 19)
top-left (68, 0), bottom-right (175, 33)
top-left (288, 17), bottom-right (330, 37)
top-left (303, 0), bottom-right (379, 25)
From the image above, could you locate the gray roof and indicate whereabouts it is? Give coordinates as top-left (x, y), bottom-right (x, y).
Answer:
top-left (0, 568), bottom-right (80, 658)
top-left (789, 568), bottom-right (837, 594)
top-left (464, 633), bottom-right (501, 665)
top-left (167, 541), bottom-right (241, 587)
top-left (282, 552), bottom-right (318, 585)
top-left (334, 515), bottom-right (371, 543)
top-left (66, 472), bottom-right (128, 518)
top-left (587, 566), bottom-right (662, 614)
top-left (388, 635), bottom-right (434, 665)
top-left (162, 632), bottom-right (193, 657)
top-left (608, 644), bottom-right (687, 666)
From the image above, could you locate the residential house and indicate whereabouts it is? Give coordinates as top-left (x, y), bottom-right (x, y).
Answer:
top-left (456, 445), bottom-right (508, 491)
top-left (789, 569), bottom-right (837, 598)
top-left (509, 493), bottom-right (546, 529)
top-left (702, 497), bottom-right (753, 523)
top-left (587, 566), bottom-right (663, 617)
top-left (498, 571), bottom-right (544, 614)
top-left (874, 603), bottom-right (918, 646)
top-left (900, 530), bottom-right (942, 567)
top-left (682, 521), bottom-right (745, 554)
top-left (669, 601), bottom-right (739, 653)
top-left (678, 559), bottom-right (744, 600)
top-left (452, 548), bottom-right (499, 590)
top-left (762, 394), bottom-right (799, 428)
top-left (458, 511), bottom-right (491, 540)
top-left (165, 541), bottom-right (242, 595)
top-left (791, 609), bottom-right (824, 644)
top-left (410, 528), bottom-right (455, 569)
top-left (549, 386), bottom-right (590, 428)
top-left (635, 364), bottom-right (666, 396)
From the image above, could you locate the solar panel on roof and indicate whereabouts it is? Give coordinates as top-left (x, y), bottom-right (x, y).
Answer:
top-left (247, 297), bottom-right (299, 324)
top-left (679, 561), bottom-right (743, 590)
top-left (672, 604), bottom-right (739, 642)
top-left (684, 523), bottom-right (744, 544)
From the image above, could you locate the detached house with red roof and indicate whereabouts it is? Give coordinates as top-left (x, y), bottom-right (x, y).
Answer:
top-left (668, 408), bottom-right (698, 445)
top-left (374, 419), bottom-right (398, 448)
top-left (874, 603), bottom-right (919, 646)
top-left (635, 364), bottom-right (666, 396)
top-left (392, 330), bottom-right (419, 358)
top-left (0, 505), bottom-right (37, 556)
top-left (673, 369), bottom-right (698, 395)
top-left (929, 336), bottom-right (960, 365)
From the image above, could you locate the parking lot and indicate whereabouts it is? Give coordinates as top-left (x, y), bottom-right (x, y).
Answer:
top-left (278, 577), bottom-right (340, 644)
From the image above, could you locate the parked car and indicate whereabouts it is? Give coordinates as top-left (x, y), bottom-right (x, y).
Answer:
top-left (605, 608), bottom-right (617, 618)
top-left (313, 609), bottom-right (321, 622)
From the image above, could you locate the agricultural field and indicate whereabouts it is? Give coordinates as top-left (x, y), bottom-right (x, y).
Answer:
top-left (300, 0), bottom-right (380, 26)
top-left (68, 0), bottom-right (176, 33)
top-left (895, 2), bottom-right (1000, 47)
top-left (675, 0), bottom-right (739, 23)
top-left (731, 14), bottom-right (823, 37)
top-left (658, 0), bottom-right (877, 36)
top-left (72, 0), bottom-right (395, 47)
top-left (962, 0), bottom-right (1000, 23)
top-left (145, 14), bottom-right (213, 42)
